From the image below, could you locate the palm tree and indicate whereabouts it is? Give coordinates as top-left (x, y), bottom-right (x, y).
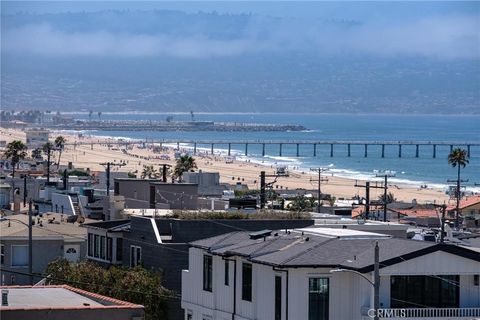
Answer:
top-left (378, 192), bottom-right (396, 204)
top-left (43, 142), bottom-right (54, 183)
top-left (448, 148), bottom-right (469, 229)
top-left (141, 165), bottom-right (158, 179)
top-left (31, 148), bottom-right (43, 160)
top-left (174, 155), bottom-right (197, 181)
top-left (54, 136), bottom-right (67, 168)
top-left (4, 140), bottom-right (27, 178)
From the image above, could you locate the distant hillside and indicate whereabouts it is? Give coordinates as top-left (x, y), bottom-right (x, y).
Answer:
top-left (1, 10), bottom-right (479, 114)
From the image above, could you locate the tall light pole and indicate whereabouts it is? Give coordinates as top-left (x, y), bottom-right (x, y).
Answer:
top-left (331, 241), bottom-right (380, 320)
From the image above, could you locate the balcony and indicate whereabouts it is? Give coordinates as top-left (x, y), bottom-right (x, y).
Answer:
top-left (361, 307), bottom-right (480, 319)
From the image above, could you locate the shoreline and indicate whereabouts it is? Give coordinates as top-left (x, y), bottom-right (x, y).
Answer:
top-left (1, 127), bottom-right (458, 205)
top-left (68, 130), bottom-right (479, 194)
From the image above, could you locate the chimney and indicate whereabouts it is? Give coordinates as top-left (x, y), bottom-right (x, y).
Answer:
top-left (2, 289), bottom-right (8, 306)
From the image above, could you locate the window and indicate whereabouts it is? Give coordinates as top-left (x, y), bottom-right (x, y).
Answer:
top-left (130, 245), bottom-right (142, 267)
top-left (391, 275), bottom-right (459, 308)
top-left (11, 245), bottom-right (28, 267)
top-left (94, 234), bottom-right (99, 258)
top-left (474, 275), bottom-right (479, 286)
top-left (1, 244), bottom-right (4, 265)
top-left (275, 275), bottom-right (282, 320)
top-left (107, 237), bottom-right (113, 261)
top-left (309, 277), bottom-right (329, 320)
top-left (66, 248), bottom-right (77, 254)
top-left (116, 238), bottom-right (123, 261)
top-left (242, 263), bottom-right (252, 301)
top-left (100, 236), bottom-right (106, 259)
top-left (87, 234), bottom-right (93, 257)
top-left (224, 260), bottom-right (229, 286)
top-left (203, 255), bottom-right (213, 292)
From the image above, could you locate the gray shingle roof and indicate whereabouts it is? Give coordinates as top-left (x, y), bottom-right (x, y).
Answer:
top-left (190, 229), bottom-right (479, 271)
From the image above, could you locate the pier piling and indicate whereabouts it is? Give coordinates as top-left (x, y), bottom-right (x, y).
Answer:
top-left (228, 143), bottom-right (231, 156)
top-left (398, 145), bottom-right (402, 158)
top-left (313, 144), bottom-right (317, 157)
top-left (364, 144), bottom-right (368, 158)
top-left (468, 145), bottom-right (471, 157)
top-left (245, 144), bottom-right (248, 156)
top-left (194, 143), bottom-right (197, 154)
top-left (211, 144), bottom-right (214, 155)
top-left (433, 145), bottom-right (436, 158)
top-left (381, 144), bottom-right (385, 158)
top-left (296, 144), bottom-right (300, 157)
top-left (415, 144), bottom-right (419, 158)
top-left (262, 144), bottom-right (266, 157)
top-left (330, 144), bottom-right (334, 157)
top-left (450, 145), bottom-right (453, 153)
top-left (348, 144), bottom-right (351, 157)
top-left (279, 143), bottom-right (283, 156)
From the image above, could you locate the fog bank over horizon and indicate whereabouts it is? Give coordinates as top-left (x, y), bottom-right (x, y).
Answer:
top-left (1, 2), bottom-right (479, 114)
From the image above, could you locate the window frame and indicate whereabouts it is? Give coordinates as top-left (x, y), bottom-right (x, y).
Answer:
top-left (1, 244), bottom-right (4, 265)
top-left (275, 275), bottom-right (282, 320)
top-left (116, 238), bottom-right (123, 262)
top-left (94, 234), bottom-right (100, 258)
top-left (11, 245), bottom-right (29, 267)
top-left (224, 260), bottom-right (229, 286)
top-left (87, 233), bottom-right (93, 257)
top-left (100, 236), bottom-right (106, 260)
top-left (242, 262), bottom-right (252, 302)
top-left (106, 237), bottom-right (113, 261)
top-left (203, 255), bottom-right (213, 292)
top-left (130, 245), bottom-right (142, 267)
top-left (308, 277), bottom-right (329, 320)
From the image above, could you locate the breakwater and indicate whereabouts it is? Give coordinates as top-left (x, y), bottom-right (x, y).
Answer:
top-left (42, 120), bottom-right (306, 132)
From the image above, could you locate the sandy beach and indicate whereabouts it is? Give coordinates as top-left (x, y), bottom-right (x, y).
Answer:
top-left (1, 127), bottom-right (451, 204)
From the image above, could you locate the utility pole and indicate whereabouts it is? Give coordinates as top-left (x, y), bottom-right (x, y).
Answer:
top-left (440, 204), bottom-right (446, 243)
top-left (310, 168), bottom-right (329, 213)
top-left (260, 171), bottom-right (266, 209)
top-left (383, 175), bottom-right (388, 222)
top-left (374, 241), bottom-right (380, 320)
top-left (355, 181), bottom-right (384, 220)
top-left (101, 161), bottom-right (126, 196)
top-left (23, 175), bottom-right (27, 207)
top-left (28, 200), bottom-right (33, 285)
top-left (447, 178), bottom-right (468, 229)
top-left (46, 148), bottom-right (51, 184)
top-left (158, 163), bottom-right (171, 183)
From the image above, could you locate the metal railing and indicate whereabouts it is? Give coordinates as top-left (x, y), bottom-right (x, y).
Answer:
top-left (362, 307), bottom-right (480, 318)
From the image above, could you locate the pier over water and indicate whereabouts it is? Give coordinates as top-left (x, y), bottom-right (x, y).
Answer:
top-left (70, 140), bottom-right (480, 158)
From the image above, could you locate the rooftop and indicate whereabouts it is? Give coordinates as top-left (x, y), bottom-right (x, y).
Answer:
top-left (0, 285), bottom-right (143, 311)
top-left (191, 227), bottom-right (480, 272)
top-left (0, 213), bottom-right (92, 239)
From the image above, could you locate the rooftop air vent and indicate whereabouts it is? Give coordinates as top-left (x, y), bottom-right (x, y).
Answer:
top-left (249, 229), bottom-right (272, 240)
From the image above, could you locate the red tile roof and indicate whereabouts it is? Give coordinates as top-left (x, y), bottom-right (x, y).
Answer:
top-left (447, 195), bottom-right (480, 211)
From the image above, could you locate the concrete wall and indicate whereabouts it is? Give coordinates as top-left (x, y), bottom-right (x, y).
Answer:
top-left (51, 193), bottom-right (75, 215)
top-left (183, 172), bottom-right (225, 196)
top-left (153, 183), bottom-right (198, 210)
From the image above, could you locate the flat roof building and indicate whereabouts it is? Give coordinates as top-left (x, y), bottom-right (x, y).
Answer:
top-left (0, 285), bottom-right (144, 320)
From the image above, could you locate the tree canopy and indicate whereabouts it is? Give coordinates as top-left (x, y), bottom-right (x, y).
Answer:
top-left (45, 259), bottom-right (170, 320)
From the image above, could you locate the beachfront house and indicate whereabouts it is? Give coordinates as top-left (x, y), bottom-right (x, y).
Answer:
top-left (181, 228), bottom-right (480, 320)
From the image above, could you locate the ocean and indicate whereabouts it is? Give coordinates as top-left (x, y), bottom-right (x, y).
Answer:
top-left (68, 113), bottom-right (480, 192)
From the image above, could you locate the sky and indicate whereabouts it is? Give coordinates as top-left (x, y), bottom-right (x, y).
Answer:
top-left (1, 1), bottom-right (479, 60)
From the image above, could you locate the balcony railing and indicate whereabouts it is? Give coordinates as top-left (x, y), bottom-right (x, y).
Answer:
top-left (362, 307), bottom-right (480, 319)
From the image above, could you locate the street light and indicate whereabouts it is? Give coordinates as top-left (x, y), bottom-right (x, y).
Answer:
top-left (1, 200), bottom-right (33, 285)
top-left (330, 241), bottom-right (380, 320)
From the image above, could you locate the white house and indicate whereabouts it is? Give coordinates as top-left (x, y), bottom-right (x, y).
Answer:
top-left (181, 228), bottom-right (480, 320)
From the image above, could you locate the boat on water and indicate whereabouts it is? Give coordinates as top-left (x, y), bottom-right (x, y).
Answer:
top-left (373, 169), bottom-right (396, 177)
